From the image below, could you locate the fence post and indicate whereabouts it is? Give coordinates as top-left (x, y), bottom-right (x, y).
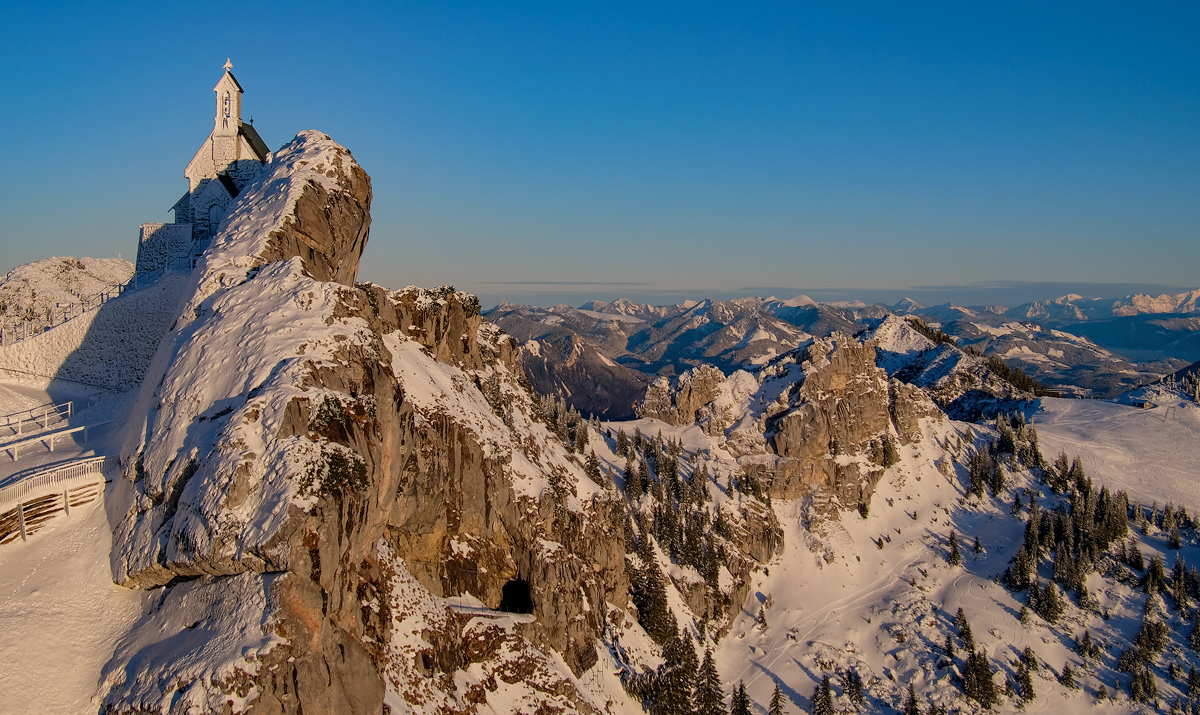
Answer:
top-left (63, 489), bottom-right (70, 515)
top-left (17, 503), bottom-right (26, 541)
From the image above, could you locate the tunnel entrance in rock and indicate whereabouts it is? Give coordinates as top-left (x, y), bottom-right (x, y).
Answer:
top-left (498, 578), bottom-right (533, 614)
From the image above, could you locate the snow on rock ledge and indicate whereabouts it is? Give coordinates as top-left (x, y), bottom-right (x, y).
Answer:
top-left (101, 131), bottom-right (636, 714)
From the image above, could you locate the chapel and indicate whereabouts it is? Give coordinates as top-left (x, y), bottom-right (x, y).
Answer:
top-left (136, 60), bottom-right (268, 274)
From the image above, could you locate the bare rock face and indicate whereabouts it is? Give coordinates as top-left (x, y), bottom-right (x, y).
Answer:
top-left (635, 335), bottom-right (946, 513)
top-left (760, 338), bottom-right (942, 505)
top-left (101, 132), bottom-right (629, 714)
top-left (257, 141), bottom-right (372, 286)
top-left (637, 365), bottom-right (728, 427)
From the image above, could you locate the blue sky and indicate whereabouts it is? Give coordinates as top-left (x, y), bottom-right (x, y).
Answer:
top-left (1, 2), bottom-right (1197, 308)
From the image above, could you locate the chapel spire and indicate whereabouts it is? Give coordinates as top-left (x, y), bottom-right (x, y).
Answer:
top-left (213, 58), bottom-right (243, 136)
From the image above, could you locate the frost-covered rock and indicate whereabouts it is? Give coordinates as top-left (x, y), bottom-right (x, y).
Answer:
top-left (101, 131), bottom-right (635, 714)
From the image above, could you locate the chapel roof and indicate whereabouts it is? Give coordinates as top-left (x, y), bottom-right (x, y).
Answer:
top-left (239, 123), bottom-right (269, 161)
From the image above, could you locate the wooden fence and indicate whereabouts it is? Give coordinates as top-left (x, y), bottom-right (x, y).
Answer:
top-left (0, 455), bottom-right (117, 544)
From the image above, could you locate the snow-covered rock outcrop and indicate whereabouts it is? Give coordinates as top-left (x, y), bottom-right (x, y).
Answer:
top-left (636, 333), bottom-right (944, 511)
top-left (100, 131), bottom-right (634, 714)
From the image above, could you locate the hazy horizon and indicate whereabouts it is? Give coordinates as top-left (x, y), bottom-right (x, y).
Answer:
top-left (467, 279), bottom-right (1199, 312)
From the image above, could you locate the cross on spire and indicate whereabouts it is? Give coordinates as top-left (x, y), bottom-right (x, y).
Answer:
top-left (223, 58), bottom-right (233, 72)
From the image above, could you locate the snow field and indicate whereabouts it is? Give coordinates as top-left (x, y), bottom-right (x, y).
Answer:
top-left (0, 491), bottom-right (148, 715)
top-left (1034, 395), bottom-right (1200, 510)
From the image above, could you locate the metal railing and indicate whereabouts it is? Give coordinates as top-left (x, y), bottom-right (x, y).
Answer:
top-left (1, 396), bottom-right (102, 437)
top-left (0, 455), bottom-right (117, 513)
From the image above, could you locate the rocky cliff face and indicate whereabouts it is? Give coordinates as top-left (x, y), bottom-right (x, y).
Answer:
top-left (637, 335), bottom-right (944, 513)
top-left (637, 365), bottom-right (727, 429)
top-left (100, 132), bottom-right (635, 714)
top-left (759, 338), bottom-right (942, 506)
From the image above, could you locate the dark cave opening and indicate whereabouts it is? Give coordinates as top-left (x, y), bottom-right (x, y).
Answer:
top-left (498, 578), bottom-right (533, 614)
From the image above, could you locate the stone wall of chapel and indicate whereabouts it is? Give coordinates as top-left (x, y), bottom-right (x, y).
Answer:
top-left (136, 223), bottom-right (193, 274)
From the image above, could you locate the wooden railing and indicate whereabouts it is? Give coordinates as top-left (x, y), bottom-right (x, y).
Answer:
top-left (0, 455), bottom-right (117, 543)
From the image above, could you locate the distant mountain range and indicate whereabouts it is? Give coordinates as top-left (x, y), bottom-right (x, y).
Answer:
top-left (485, 288), bottom-right (1199, 417)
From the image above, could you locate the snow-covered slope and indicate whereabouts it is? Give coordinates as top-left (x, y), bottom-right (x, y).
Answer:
top-left (0, 489), bottom-right (147, 715)
top-left (0, 257), bottom-right (133, 326)
top-left (0, 274), bottom-right (186, 390)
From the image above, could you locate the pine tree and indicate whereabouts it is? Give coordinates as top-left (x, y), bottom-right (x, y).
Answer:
top-left (844, 670), bottom-right (864, 706)
top-left (652, 635), bottom-right (696, 715)
top-left (948, 531), bottom-right (962, 566)
top-left (1129, 538), bottom-right (1145, 571)
top-left (1189, 616), bottom-right (1200, 652)
top-left (810, 676), bottom-right (833, 715)
top-left (973, 536), bottom-right (983, 554)
top-left (731, 681), bottom-right (751, 715)
top-left (626, 457), bottom-right (643, 500)
top-left (758, 605), bottom-right (768, 630)
top-left (1017, 662), bottom-right (1035, 701)
top-left (585, 450), bottom-right (601, 483)
top-left (768, 682), bottom-right (787, 715)
top-left (944, 633), bottom-right (956, 659)
top-left (903, 683), bottom-right (919, 715)
top-left (693, 650), bottom-right (726, 715)
top-left (1060, 663), bottom-right (1075, 688)
top-left (883, 434), bottom-right (900, 467)
top-left (962, 650), bottom-right (996, 707)
top-left (1189, 665), bottom-right (1200, 700)
top-left (574, 419), bottom-right (589, 452)
top-left (1021, 646), bottom-right (1039, 671)
top-left (633, 559), bottom-right (675, 645)
top-left (960, 619), bottom-right (975, 652)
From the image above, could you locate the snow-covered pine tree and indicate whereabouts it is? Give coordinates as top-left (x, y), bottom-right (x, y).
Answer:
top-left (585, 450), bottom-right (601, 483)
top-left (1038, 581), bottom-right (1064, 624)
top-left (768, 682), bottom-right (787, 715)
top-left (810, 676), bottom-right (833, 715)
top-left (1129, 538), bottom-right (1146, 571)
top-left (573, 419), bottom-right (589, 452)
top-left (962, 651), bottom-right (996, 707)
top-left (652, 635), bottom-right (696, 715)
top-left (626, 456), bottom-right (641, 500)
top-left (1060, 663), bottom-right (1075, 688)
